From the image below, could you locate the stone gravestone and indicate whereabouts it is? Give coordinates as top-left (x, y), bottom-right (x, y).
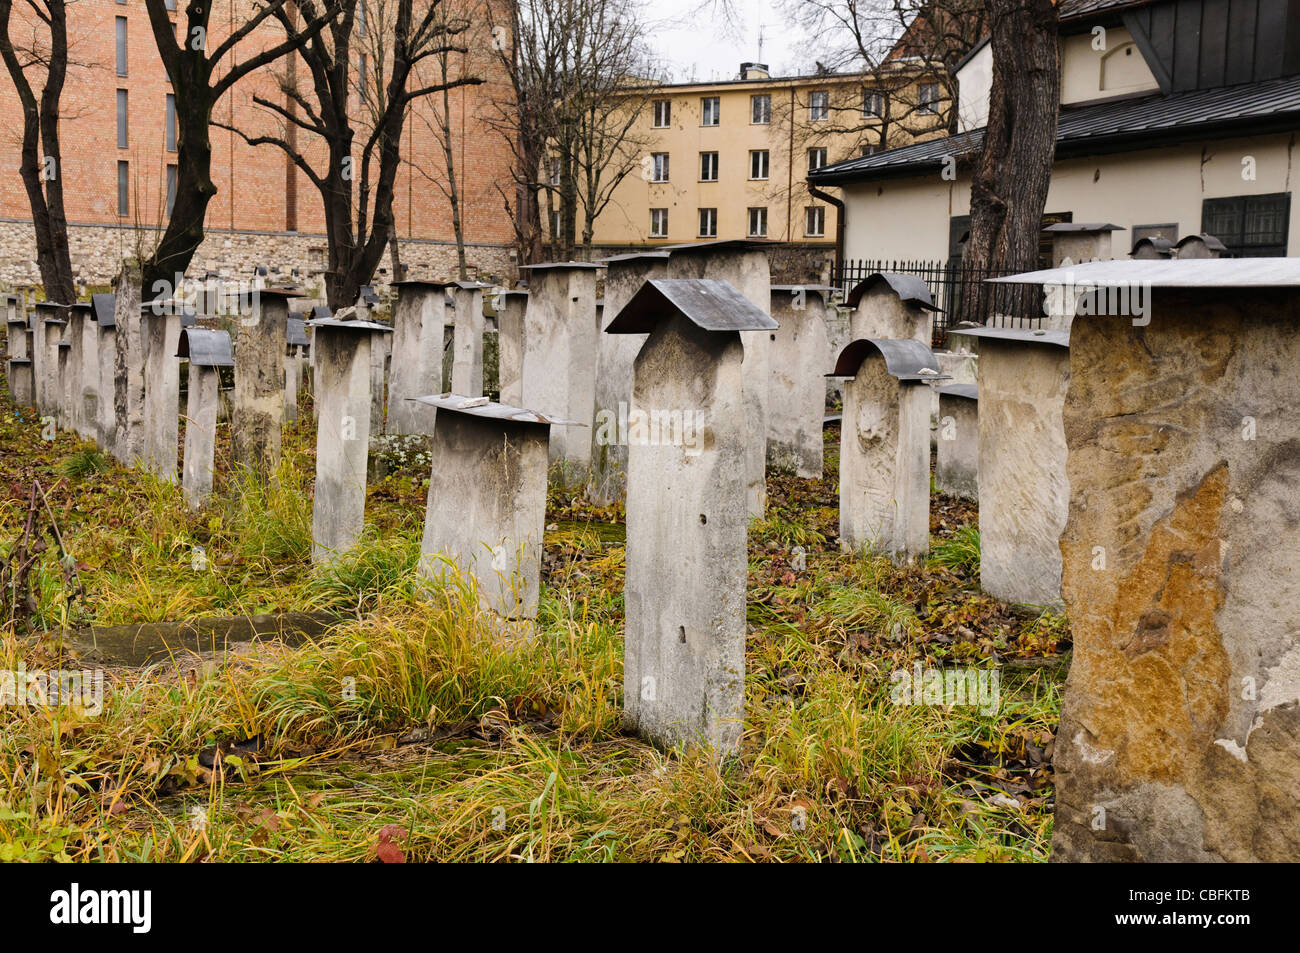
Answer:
top-left (607, 277), bottom-right (777, 757)
top-left (111, 263), bottom-right (146, 464)
top-left (387, 279), bottom-right (451, 434)
top-left (950, 326), bottom-right (1070, 607)
top-left (412, 393), bottom-right (582, 621)
top-left (845, 272), bottom-right (937, 345)
top-left (141, 299), bottom-right (184, 482)
top-left (307, 315), bottom-right (392, 563)
top-left (450, 281), bottom-right (489, 398)
top-left (232, 287), bottom-right (294, 480)
top-left (519, 262), bottom-right (603, 474)
top-left (178, 328), bottom-right (234, 508)
top-left (33, 302), bottom-right (68, 418)
top-left (1130, 236), bottom-right (1173, 260)
top-left (989, 258), bottom-right (1300, 862)
top-left (664, 240), bottom-right (773, 518)
top-left (1174, 233), bottom-right (1227, 259)
top-left (1042, 222), bottom-right (1123, 267)
top-left (90, 293), bottom-right (118, 456)
top-left (934, 383), bottom-right (978, 501)
top-left (590, 251), bottom-right (670, 505)
top-left (64, 301), bottom-right (96, 439)
top-left (493, 289), bottom-right (530, 407)
top-left (5, 303), bottom-right (34, 409)
top-left (831, 338), bottom-right (943, 564)
top-left (284, 315), bottom-right (309, 425)
top-left (768, 284), bottom-right (833, 478)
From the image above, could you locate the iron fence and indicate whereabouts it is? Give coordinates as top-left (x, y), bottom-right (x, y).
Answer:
top-left (834, 259), bottom-right (1046, 348)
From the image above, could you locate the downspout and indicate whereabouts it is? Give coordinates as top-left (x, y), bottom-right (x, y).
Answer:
top-left (787, 86), bottom-right (795, 241)
top-left (809, 183), bottom-right (845, 284)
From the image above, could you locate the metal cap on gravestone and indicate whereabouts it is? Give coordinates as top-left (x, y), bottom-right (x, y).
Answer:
top-left (91, 293), bottom-right (116, 328)
top-left (177, 328), bottom-right (235, 367)
top-left (844, 272), bottom-right (938, 348)
top-left (286, 316), bottom-right (309, 348)
top-left (1042, 222), bottom-right (1124, 266)
top-left (829, 336), bottom-right (948, 380)
top-left (1173, 232), bottom-right (1228, 259)
top-left (1131, 236), bottom-right (1174, 259)
top-left (605, 277), bottom-right (778, 334)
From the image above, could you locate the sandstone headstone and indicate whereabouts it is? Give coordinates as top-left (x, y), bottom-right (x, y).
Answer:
top-left (232, 288), bottom-right (293, 480)
top-left (846, 272), bottom-right (936, 345)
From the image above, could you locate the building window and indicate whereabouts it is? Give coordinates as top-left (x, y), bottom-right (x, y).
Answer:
top-left (700, 151), bottom-right (718, 181)
top-left (1202, 193), bottom-right (1291, 256)
top-left (748, 207), bottom-right (767, 237)
top-left (549, 157), bottom-right (561, 187)
top-left (1132, 223), bottom-right (1178, 244)
top-left (699, 208), bottom-right (717, 238)
top-left (650, 208), bottom-right (669, 238)
top-left (650, 152), bottom-right (670, 183)
top-left (751, 94), bottom-right (770, 124)
top-left (749, 150), bottom-right (769, 180)
top-left (805, 206), bottom-right (825, 237)
top-left (551, 209), bottom-right (562, 238)
top-left (116, 89), bottom-right (128, 148)
top-left (807, 147), bottom-right (827, 173)
top-left (701, 96), bottom-right (720, 126)
top-left (166, 164), bottom-right (177, 216)
top-left (165, 93), bottom-right (177, 152)
top-left (164, 0), bottom-right (175, 9)
top-left (809, 90), bottom-right (829, 121)
top-left (919, 83), bottom-right (940, 115)
top-left (653, 99), bottom-right (671, 128)
top-left (863, 90), bottom-right (882, 117)
top-left (861, 143), bottom-right (878, 157)
top-left (117, 161), bottom-right (129, 216)
top-left (115, 17), bottom-right (127, 76)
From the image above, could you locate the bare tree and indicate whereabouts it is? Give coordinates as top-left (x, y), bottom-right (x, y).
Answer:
top-left (961, 0), bottom-right (1058, 317)
top-left (0, 0), bottom-right (74, 303)
top-left (140, 0), bottom-right (344, 299)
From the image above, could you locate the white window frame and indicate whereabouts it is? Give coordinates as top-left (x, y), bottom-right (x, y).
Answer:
top-left (698, 208), bottom-right (717, 238)
top-left (652, 99), bottom-right (671, 128)
top-left (919, 83), bottom-right (940, 115)
top-left (747, 206), bottom-right (767, 238)
top-left (805, 206), bottom-right (825, 238)
top-left (807, 147), bottom-right (827, 173)
top-left (809, 90), bottom-right (829, 121)
top-left (650, 208), bottom-right (669, 238)
top-left (700, 151), bottom-right (718, 182)
top-left (863, 90), bottom-right (882, 118)
top-left (749, 149), bottom-right (769, 180)
top-left (751, 94), bottom-right (771, 124)
top-left (701, 96), bottom-right (720, 126)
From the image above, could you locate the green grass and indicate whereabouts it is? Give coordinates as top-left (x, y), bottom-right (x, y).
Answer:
top-left (929, 525), bottom-right (980, 576)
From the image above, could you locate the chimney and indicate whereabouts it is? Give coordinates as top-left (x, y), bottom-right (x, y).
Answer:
top-left (740, 62), bottom-right (770, 80)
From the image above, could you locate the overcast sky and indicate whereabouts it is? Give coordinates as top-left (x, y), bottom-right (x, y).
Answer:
top-left (642, 0), bottom-right (806, 83)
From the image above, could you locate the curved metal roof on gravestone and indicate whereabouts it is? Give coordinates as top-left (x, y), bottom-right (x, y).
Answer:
top-left (1131, 236), bottom-right (1173, 257)
top-left (1173, 233), bottom-right (1228, 253)
top-left (408, 393), bottom-right (584, 428)
top-left (91, 293), bottom-right (116, 327)
top-left (830, 338), bottom-right (947, 381)
top-left (845, 273), bottom-right (940, 311)
top-left (177, 328), bottom-right (235, 367)
top-left (604, 278), bottom-right (779, 334)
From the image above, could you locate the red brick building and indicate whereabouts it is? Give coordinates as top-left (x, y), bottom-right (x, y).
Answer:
top-left (0, 0), bottom-right (518, 287)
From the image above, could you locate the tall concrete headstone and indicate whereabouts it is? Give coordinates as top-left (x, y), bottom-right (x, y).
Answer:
top-left (284, 315), bottom-right (309, 424)
top-left (178, 329), bottom-right (234, 508)
top-left (5, 302), bottom-right (34, 408)
top-left (142, 301), bottom-right (184, 481)
top-left (64, 302), bottom-right (96, 438)
top-left (832, 338), bottom-right (941, 563)
top-left (111, 263), bottom-right (146, 463)
top-left (768, 285), bottom-right (833, 477)
top-left (846, 273), bottom-right (936, 345)
top-left (934, 383), bottom-right (978, 501)
top-left (494, 289), bottom-right (530, 406)
top-left (91, 294), bottom-right (118, 455)
top-left (450, 281), bottom-right (488, 398)
top-left (232, 288), bottom-right (293, 479)
top-left (608, 277), bottom-right (777, 757)
top-left (33, 302), bottom-right (68, 418)
top-left (308, 316), bottom-right (392, 563)
top-left (387, 280), bottom-right (451, 434)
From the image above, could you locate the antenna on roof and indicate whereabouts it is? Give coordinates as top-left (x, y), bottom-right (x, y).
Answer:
top-left (758, 24), bottom-right (765, 62)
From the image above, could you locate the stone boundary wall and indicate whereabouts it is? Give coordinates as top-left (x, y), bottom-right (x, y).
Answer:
top-left (0, 219), bottom-right (518, 292)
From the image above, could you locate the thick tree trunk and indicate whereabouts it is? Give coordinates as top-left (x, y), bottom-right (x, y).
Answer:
top-left (961, 0), bottom-right (1059, 321)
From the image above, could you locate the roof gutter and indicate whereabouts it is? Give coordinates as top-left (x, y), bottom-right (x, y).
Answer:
top-left (809, 183), bottom-right (846, 276)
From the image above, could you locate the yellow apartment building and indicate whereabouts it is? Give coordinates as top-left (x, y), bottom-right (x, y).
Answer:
top-left (586, 61), bottom-right (951, 250)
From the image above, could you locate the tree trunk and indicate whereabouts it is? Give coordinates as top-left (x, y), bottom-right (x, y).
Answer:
top-left (144, 87), bottom-right (217, 299)
top-left (961, 0), bottom-right (1059, 321)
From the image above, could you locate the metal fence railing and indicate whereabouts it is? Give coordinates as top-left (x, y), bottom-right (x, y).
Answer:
top-left (834, 259), bottom-right (1044, 348)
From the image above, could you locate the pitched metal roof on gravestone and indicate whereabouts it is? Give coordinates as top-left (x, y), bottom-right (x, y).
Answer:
top-left (177, 328), bottom-right (235, 367)
top-left (829, 338), bottom-right (949, 380)
top-left (311, 305), bottom-right (332, 320)
top-left (948, 326), bottom-right (1070, 348)
top-left (358, 285), bottom-right (380, 305)
top-left (35, 302), bottom-right (70, 324)
top-left (935, 382), bottom-right (978, 401)
top-left (92, 293), bottom-right (116, 327)
top-left (604, 278), bottom-right (779, 334)
top-left (305, 316), bottom-right (393, 333)
top-left (845, 273), bottom-right (940, 310)
top-left (520, 261), bottom-right (606, 271)
top-left (286, 317), bottom-right (309, 347)
top-left (407, 393), bottom-right (584, 428)
top-left (1042, 222), bottom-right (1124, 233)
top-left (987, 257), bottom-right (1300, 288)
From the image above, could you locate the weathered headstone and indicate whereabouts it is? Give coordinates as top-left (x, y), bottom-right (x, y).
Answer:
top-left (450, 281), bottom-right (488, 398)
top-left (413, 393), bottom-right (581, 620)
top-left (590, 251), bottom-right (670, 505)
top-left (33, 302), bottom-right (68, 418)
top-left (988, 258), bottom-right (1300, 862)
top-left (91, 293), bottom-right (118, 455)
top-left (831, 338), bottom-right (943, 563)
top-left (1174, 233), bottom-right (1227, 259)
top-left (109, 262), bottom-right (146, 463)
top-left (284, 315), bottom-right (308, 424)
top-left (608, 277), bottom-right (777, 757)
top-left (1042, 222), bottom-right (1123, 267)
top-left (387, 279), bottom-right (451, 434)
top-left (64, 302), bottom-right (96, 438)
top-left (934, 383), bottom-right (978, 501)
top-left (232, 287), bottom-right (294, 480)
top-left (5, 302), bottom-right (34, 408)
top-left (950, 326), bottom-right (1070, 606)
top-left (142, 300), bottom-right (185, 482)
top-left (768, 284), bottom-right (833, 477)
top-left (307, 316), bottom-right (392, 563)
top-left (845, 272), bottom-right (937, 345)
top-left (519, 262), bottom-right (603, 473)
top-left (493, 289), bottom-right (530, 406)
top-left (178, 328), bottom-right (234, 508)
top-left (1130, 236), bottom-right (1173, 260)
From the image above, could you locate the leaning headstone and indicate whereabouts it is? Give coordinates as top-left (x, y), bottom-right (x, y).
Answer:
top-left (950, 325), bottom-right (1069, 606)
top-left (831, 338), bottom-right (943, 563)
top-left (307, 315), bottom-right (392, 563)
top-left (178, 328), bottom-right (234, 508)
top-left (994, 258), bottom-right (1300, 862)
top-left (232, 287), bottom-right (294, 480)
top-left (607, 277), bottom-right (777, 757)
top-left (1173, 233), bottom-right (1227, 259)
top-left (768, 284), bottom-right (833, 477)
top-left (519, 262), bottom-right (603, 472)
top-left (934, 383), bottom-right (978, 501)
top-left (590, 251), bottom-right (670, 505)
top-left (845, 272), bottom-right (937, 345)
top-left (91, 293), bottom-right (118, 455)
top-left (111, 263), bottom-right (146, 463)
top-left (450, 281), bottom-right (488, 398)
top-left (5, 303), bottom-right (34, 408)
top-left (141, 299), bottom-right (184, 482)
top-left (387, 279), bottom-right (451, 434)
top-left (413, 393), bottom-right (582, 620)
top-left (493, 289), bottom-right (530, 406)
top-left (664, 240), bottom-right (772, 517)
top-left (1042, 222), bottom-right (1123, 267)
